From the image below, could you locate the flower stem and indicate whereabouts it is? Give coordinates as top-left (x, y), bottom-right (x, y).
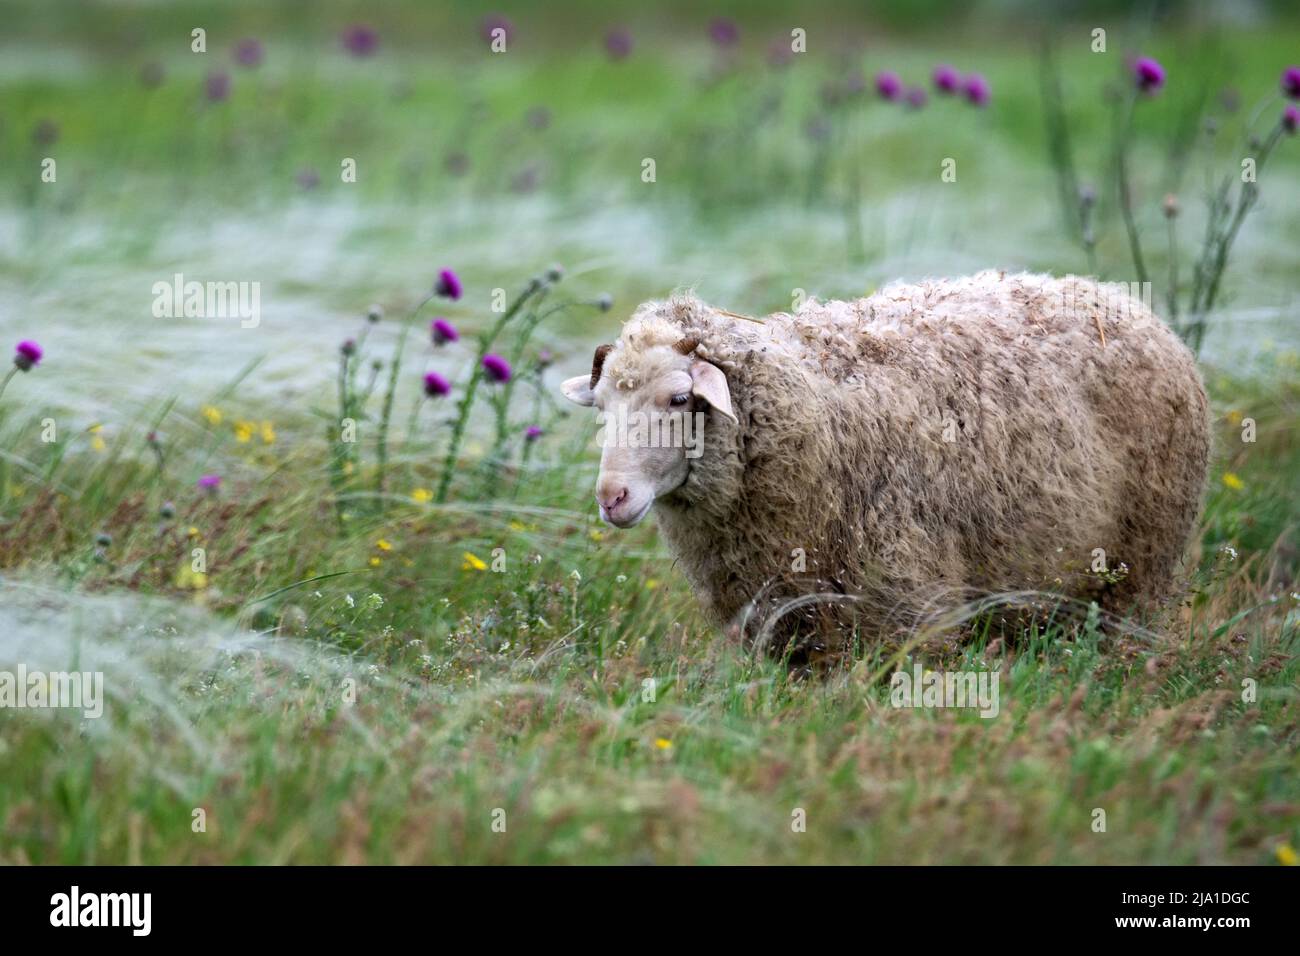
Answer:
top-left (1188, 122), bottom-right (1283, 353)
top-left (435, 280), bottom-right (544, 503)
top-left (1165, 213), bottom-right (1180, 330)
top-left (376, 293), bottom-right (435, 506)
top-left (1114, 91), bottom-right (1150, 290)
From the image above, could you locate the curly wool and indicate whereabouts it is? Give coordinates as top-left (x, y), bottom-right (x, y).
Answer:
top-left (610, 271), bottom-right (1211, 652)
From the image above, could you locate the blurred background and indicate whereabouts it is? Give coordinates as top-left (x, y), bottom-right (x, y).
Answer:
top-left (3, 0), bottom-right (1297, 421)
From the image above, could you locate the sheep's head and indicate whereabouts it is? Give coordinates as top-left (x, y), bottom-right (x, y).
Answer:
top-left (561, 330), bottom-right (736, 528)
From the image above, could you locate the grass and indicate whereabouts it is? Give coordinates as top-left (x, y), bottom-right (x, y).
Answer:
top-left (0, 3), bottom-right (1298, 864)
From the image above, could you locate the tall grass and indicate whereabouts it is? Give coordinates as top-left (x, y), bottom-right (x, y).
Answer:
top-left (0, 8), bottom-right (1297, 864)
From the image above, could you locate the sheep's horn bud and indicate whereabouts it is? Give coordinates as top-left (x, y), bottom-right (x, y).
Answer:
top-left (590, 343), bottom-right (613, 388)
top-left (673, 336), bottom-right (699, 355)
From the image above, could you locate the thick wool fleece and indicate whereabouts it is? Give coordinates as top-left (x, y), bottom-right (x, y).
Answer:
top-left (603, 271), bottom-right (1210, 654)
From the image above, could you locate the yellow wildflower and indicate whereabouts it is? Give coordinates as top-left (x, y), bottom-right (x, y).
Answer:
top-left (1226, 410), bottom-right (1243, 426)
top-left (375, 539), bottom-right (392, 552)
top-left (1278, 844), bottom-right (1298, 866)
top-left (411, 488), bottom-right (433, 503)
top-left (462, 551), bottom-right (488, 571)
top-left (260, 421), bottom-right (276, 444)
top-left (589, 529), bottom-right (604, 542)
top-left (654, 738), bottom-right (673, 751)
top-left (187, 526), bottom-right (200, 538)
top-left (87, 423), bottom-right (107, 452)
top-left (233, 420), bottom-right (254, 443)
top-left (645, 579), bottom-right (659, 590)
top-left (369, 556), bottom-right (382, 568)
top-left (201, 405), bottom-right (222, 426)
top-left (1222, 472), bottom-right (1244, 491)
top-left (174, 564), bottom-right (208, 590)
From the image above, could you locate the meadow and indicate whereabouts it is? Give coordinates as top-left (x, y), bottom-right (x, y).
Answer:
top-left (0, 1), bottom-right (1297, 864)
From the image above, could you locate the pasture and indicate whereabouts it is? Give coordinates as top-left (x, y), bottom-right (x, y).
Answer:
top-left (0, 0), bottom-right (1297, 864)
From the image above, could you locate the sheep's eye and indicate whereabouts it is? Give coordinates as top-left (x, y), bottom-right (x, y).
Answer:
top-left (669, 393), bottom-right (691, 407)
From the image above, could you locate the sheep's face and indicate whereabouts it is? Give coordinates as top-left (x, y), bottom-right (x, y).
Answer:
top-left (561, 341), bottom-right (735, 528)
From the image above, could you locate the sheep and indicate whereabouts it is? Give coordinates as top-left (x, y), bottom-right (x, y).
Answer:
top-left (561, 271), bottom-right (1211, 661)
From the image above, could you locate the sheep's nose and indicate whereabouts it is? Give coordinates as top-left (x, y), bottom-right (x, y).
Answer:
top-left (597, 484), bottom-right (628, 514)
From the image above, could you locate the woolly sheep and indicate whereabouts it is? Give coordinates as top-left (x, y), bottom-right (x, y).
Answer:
top-left (561, 271), bottom-right (1210, 660)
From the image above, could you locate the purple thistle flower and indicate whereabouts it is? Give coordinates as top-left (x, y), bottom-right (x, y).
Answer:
top-left (605, 28), bottom-right (632, 61)
top-left (434, 269), bottom-right (463, 300)
top-left (205, 70), bottom-right (230, 103)
top-left (423, 371), bottom-right (451, 397)
top-left (197, 474), bottom-right (221, 491)
top-left (233, 38), bottom-right (264, 68)
top-left (14, 340), bottom-right (43, 372)
top-left (32, 120), bottom-right (59, 147)
top-left (1283, 66), bottom-right (1300, 100)
top-left (963, 73), bottom-right (991, 107)
top-left (804, 115), bottom-right (831, 143)
top-left (431, 318), bottom-right (459, 345)
top-left (481, 15), bottom-right (513, 45)
top-left (342, 24), bottom-right (378, 58)
top-left (933, 64), bottom-right (960, 94)
top-left (1284, 105), bottom-right (1299, 135)
top-left (445, 151), bottom-right (469, 176)
top-left (906, 87), bottom-right (928, 110)
top-left (511, 164), bottom-right (539, 192)
top-left (482, 354), bottom-right (512, 383)
top-left (525, 425), bottom-right (543, 442)
top-left (766, 38), bottom-right (793, 70)
top-left (139, 61), bottom-right (165, 89)
top-left (1134, 57), bottom-right (1165, 94)
top-left (875, 71), bottom-right (902, 101)
top-left (708, 18), bottom-right (739, 48)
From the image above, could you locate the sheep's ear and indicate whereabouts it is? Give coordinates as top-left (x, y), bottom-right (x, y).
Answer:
top-left (689, 360), bottom-right (737, 424)
top-left (561, 375), bottom-right (597, 406)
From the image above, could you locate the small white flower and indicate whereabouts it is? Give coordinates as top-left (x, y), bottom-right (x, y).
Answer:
top-left (615, 574), bottom-right (628, 584)
top-left (345, 594), bottom-right (355, 608)
top-left (569, 569), bottom-right (582, 583)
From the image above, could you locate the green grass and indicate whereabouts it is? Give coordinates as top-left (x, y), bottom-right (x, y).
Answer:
top-left (0, 3), bottom-right (1297, 864)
